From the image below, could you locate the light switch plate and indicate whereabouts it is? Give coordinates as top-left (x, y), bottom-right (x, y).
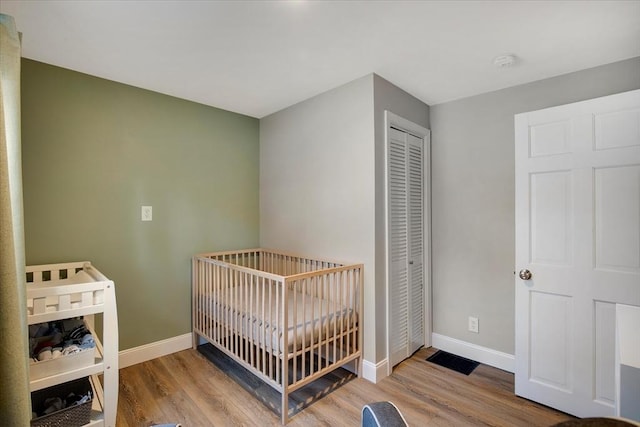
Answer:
top-left (141, 206), bottom-right (152, 221)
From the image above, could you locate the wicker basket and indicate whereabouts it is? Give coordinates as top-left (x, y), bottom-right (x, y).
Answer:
top-left (31, 377), bottom-right (92, 427)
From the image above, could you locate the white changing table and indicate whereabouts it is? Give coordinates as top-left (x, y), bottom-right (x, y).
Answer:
top-left (26, 261), bottom-right (118, 427)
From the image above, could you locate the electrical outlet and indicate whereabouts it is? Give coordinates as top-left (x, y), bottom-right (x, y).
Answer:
top-left (468, 316), bottom-right (479, 333)
top-left (141, 206), bottom-right (152, 221)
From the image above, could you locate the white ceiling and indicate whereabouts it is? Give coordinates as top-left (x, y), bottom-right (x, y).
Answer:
top-left (2, 1), bottom-right (639, 118)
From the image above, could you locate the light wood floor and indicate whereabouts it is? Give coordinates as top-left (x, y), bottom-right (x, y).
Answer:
top-left (116, 346), bottom-right (574, 426)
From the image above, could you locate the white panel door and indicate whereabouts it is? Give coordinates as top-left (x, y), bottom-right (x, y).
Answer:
top-left (515, 89), bottom-right (640, 417)
top-left (388, 126), bottom-right (425, 368)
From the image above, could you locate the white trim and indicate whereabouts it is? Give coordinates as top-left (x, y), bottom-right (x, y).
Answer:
top-left (431, 333), bottom-right (515, 373)
top-left (424, 130), bottom-right (432, 349)
top-left (386, 111), bottom-right (430, 138)
top-left (118, 333), bottom-right (192, 369)
top-left (362, 358), bottom-right (389, 384)
top-left (384, 110), bottom-right (432, 376)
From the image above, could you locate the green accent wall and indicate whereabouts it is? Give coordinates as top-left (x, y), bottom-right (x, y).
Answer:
top-left (21, 59), bottom-right (259, 350)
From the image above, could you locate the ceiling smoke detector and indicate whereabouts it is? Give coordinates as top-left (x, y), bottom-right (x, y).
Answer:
top-left (493, 54), bottom-right (518, 68)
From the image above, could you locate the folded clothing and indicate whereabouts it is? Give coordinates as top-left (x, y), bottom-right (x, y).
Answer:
top-left (30, 318), bottom-right (96, 361)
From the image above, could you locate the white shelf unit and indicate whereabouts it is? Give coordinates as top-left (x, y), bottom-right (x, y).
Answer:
top-left (26, 261), bottom-right (118, 427)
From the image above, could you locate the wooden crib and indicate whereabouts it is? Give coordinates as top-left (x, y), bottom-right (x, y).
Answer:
top-left (192, 248), bottom-right (363, 424)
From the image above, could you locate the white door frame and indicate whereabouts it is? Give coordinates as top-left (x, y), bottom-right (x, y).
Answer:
top-left (384, 110), bottom-right (431, 375)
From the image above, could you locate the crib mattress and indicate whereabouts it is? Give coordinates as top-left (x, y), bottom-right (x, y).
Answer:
top-left (197, 283), bottom-right (356, 354)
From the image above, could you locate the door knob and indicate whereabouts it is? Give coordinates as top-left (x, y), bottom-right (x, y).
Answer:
top-left (519, 269), bottom-right (532, 280)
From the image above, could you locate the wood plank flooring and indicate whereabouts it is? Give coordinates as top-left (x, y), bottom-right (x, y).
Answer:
top-left (116, 346), bottom-right (574, 426)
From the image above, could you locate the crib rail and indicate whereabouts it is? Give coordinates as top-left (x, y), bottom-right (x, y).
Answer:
top-left (192, 249), bottom-right (363, 424)
top-left (196, 248), bottom-right (345, 276)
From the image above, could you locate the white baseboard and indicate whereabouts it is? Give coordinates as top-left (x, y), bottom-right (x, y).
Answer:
top-left (119, 333), bottom-right (192, 369)
top-left (431, 333), bottom-right (515, 373)
top-left (362, 358), bottom-right (389, 383)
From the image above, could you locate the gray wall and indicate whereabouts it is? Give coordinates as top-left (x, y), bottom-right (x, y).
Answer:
top-left (21, 59), bottom-right (260, 350)
top-left (620, 364), bottom-right (640, 421)
top-left (430, 57), bottom-right (640, 354)
top-left (260, 75), bottom-right (377, 360)
top-left (373, 75), bottom-right (430, 361)
top-left (260, 73), bottom-right (430, 365)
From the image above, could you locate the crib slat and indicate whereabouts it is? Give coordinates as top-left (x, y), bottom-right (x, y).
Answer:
top-left (229, 269), bottom-right (237, 356)
top-left (215, 262), bottom-right (219, 342)
top-left (263, 276), bottom-right (269, 380)
top-left (224, 266), bottom-right (229, 351)
top-left (297, 280), bottom-right (303, 383)
top-left (239, 270), bottom-right (243, 362)
top-left (345, 272), bottom-right (350, 359)
top-left (280, 276), bottom-right (287, 393)
top-left (209, 262), bottom-right (212, 339)
top-left (229, 268), bottom-right (234, 354)
top-left (234, 268), bottom-right (239, 356)
top-left (274, 277), bottom-right (278, 380)
top-left (204, 261), bottom-right (208, 341)
top-left (334, 271), bottom-right (339, 365)
top-left (248, 273), bottom-right (253, 369)
top-left (242, 270), bottom-right (248, 363)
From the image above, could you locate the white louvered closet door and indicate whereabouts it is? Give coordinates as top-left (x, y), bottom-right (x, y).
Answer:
top-left (407, 134), bottom-right (424, 354)
top-left (389, 127), bottom-right (425, 369)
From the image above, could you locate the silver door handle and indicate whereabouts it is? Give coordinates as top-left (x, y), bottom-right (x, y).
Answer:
top-left (519, 269), bottom-right (532, 280)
